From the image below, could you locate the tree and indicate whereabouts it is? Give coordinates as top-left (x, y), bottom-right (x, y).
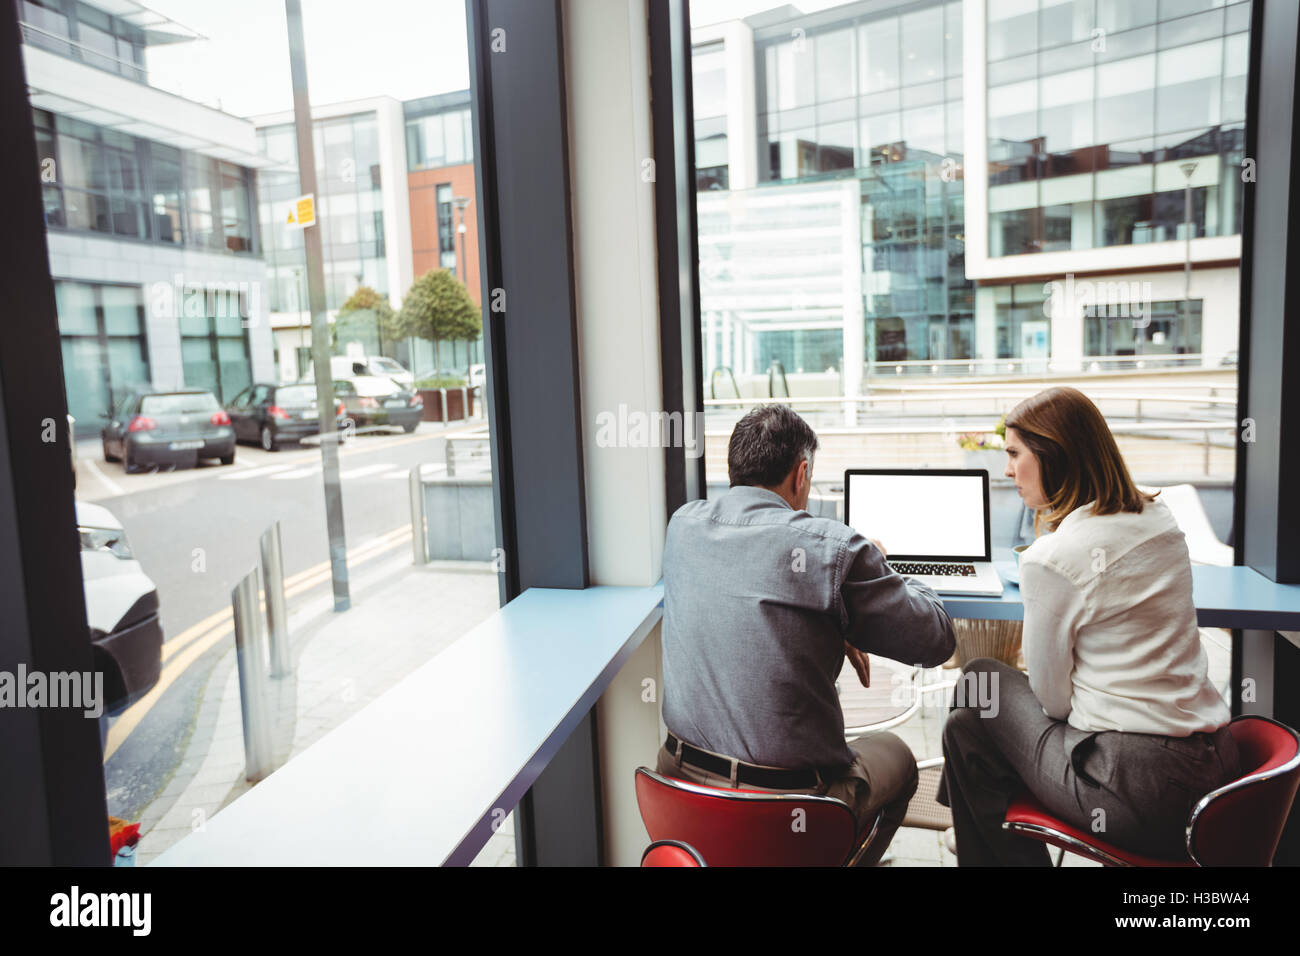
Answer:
top-left (334, 286), bottom-right (400, 354)
top-left (396, 269), bottom-right (481, 372)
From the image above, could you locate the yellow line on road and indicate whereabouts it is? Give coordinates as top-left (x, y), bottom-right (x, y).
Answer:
top-left (108, 526), bottom-right (413, 761)
top-left (159, 524), bottom-right (412, 663)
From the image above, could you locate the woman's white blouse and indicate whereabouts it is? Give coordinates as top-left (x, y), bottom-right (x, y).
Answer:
top-left (1019, 496), bottom-right (1230, 736)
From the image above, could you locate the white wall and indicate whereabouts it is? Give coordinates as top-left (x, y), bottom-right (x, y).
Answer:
top-left (563, 0), bottom-right (669, 868)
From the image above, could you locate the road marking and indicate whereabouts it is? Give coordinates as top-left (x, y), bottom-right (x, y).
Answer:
top-left (85, 458), bottom-right (124, 498)
top-left (380, 463), bottom-right (448, 478)
top-left (339, 463), bottom-right (393, 480)
top-left (217, 463), bottom-right (297, 481)
top-left (270, 467), bottom-right (320, 480)
top-left (159, 524), bottom-right (413, 663)
top-left (106, 525), bottom-right (414, 762)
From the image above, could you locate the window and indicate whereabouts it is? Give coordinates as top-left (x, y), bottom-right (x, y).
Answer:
top-left (437, 184), bottom-right (457, 270)
top-left (405, 108), bottom-right (474, 170)
top-left (179, 290), bottom-right (252, 403)
top-left (55, 281), bottom-right (150, 427)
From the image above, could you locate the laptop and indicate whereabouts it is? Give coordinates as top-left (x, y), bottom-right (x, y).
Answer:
top-left (843, 468), bottom-right (1004, 597)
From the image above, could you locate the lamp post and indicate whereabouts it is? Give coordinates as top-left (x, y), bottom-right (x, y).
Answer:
top-left (453, 195), bottom-right (471, 283)
top-left (453, 195), bottom-right (471, 374)
top-left (294, 266), bottom-right (306, 378)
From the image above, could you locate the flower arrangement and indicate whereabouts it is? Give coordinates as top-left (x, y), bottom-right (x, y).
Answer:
top-left (956, 415), bottom-right (1007, 451)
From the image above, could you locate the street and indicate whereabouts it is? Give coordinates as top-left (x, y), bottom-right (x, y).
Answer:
top-left (80, 420), bottom-right (486, 821)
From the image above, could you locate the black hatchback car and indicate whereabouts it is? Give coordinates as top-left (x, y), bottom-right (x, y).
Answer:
top-left (101, 389), bottom-right (236, 472)
top-left (333, 375), bottom-right (423, 432)
top-left (226, 382), bottom-right (346, 451)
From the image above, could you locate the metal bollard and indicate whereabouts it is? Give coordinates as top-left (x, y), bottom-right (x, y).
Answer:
top-left (439, 388), bottom-right (448, 424)
top-left (232, 568), bottom-right (273, 782)
top-left (410, 465), bottom-right (427, 565)
top-left (261, 521), bottom-right (291, 678)
top-left (461, 386), bottom-right (469, 420)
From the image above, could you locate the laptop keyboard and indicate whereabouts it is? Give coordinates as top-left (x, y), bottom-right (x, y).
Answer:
top-left (892, 562), bottom-right (978, 577)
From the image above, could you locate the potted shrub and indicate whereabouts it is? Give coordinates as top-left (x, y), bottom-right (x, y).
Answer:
top-left (957, 415), bottom-right (1007, 476)
top-left (414, 376), bottom-right (469, 421)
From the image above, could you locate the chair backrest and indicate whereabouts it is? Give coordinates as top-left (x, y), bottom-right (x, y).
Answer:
top-left (1141, 483), bottom-right (1233, 566)
top-left (1188, 716), bottom-right (1300, 866)
top-left (635, 767), bottom-right (857, 867)
top-left (641, 840), bottom-right (707, 867)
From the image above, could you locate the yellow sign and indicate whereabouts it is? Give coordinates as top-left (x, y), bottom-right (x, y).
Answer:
top-left (285, 193), bottom-right (316, 229)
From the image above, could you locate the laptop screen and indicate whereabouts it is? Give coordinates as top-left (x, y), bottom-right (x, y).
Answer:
top-left (844, 470), bottom-right (990, 561)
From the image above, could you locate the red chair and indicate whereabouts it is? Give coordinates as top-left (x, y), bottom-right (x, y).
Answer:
top-left (641, 840), bottom-right (707, 867)
top-left (1002, 715), bottom-right (1300, 866)
top-left (635, 767), bottom-right (881, 867)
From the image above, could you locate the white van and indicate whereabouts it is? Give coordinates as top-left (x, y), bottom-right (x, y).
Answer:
top-left (304, 355), bottom-right (414, 388)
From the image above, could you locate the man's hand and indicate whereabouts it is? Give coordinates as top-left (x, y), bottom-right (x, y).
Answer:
top-left (844, 642), bottom-right (871, 688)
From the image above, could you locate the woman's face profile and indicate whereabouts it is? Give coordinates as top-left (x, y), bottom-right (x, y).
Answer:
top-left (1004, 426), bottom-right (1047, 510)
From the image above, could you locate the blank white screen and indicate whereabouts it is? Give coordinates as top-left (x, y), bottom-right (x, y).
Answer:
top-left (846, 473), bottom-right (987, 558)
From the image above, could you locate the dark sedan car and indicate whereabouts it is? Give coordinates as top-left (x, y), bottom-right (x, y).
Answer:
top-left (101, 389), bottom-right (235, 472)
top-left (227, 382), bottom-right (346, 452)
top-left (333, 375), bottom-right (423, 433)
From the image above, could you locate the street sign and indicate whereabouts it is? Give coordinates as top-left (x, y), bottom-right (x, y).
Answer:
top-left (285, 193), bottom-right (316, 229)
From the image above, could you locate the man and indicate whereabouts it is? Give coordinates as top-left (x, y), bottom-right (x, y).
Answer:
top-left (658, 404), bottom-right (956, 865)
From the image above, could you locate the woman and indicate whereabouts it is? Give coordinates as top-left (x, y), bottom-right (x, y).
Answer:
top-left (937, 386), bottom-right (1238, 865)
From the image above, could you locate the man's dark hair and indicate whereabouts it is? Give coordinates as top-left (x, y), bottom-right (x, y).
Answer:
top-left (728, 404), bottom-right (819, 488)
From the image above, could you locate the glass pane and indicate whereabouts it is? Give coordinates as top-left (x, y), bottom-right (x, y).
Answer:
top-left (56, 281), bottom-right (98, 335)
top-left (61, 337), bottom-right (110, 424)
top-left (858, 17), bottom-right (899, 93)
top-left (901, 6), bottom-right (944, 86)
top-left (101, 285), bottom-right (143, 336)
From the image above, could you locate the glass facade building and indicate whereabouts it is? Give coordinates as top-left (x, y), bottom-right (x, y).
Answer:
top-left (17, 0), bottom-right (149, 81)
top-left (986, 0), bottom-right (1248, 256)
top-left (699, 0), bottom-right (971, 381)
top-left (693, 0), bottom-right (1248, 381)
top-left (257, 114), bottom-right (388, 316)
top-left (34, 107), bottom-right (257, 253)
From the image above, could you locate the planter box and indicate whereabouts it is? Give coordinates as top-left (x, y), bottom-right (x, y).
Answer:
top-left (962, 448), bottom-right (1006, 477)
top-left (419, 387), bottom-right (475, 422)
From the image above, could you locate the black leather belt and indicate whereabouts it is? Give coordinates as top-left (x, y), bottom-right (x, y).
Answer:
top-left (666, 734), bottom-right (820, 789)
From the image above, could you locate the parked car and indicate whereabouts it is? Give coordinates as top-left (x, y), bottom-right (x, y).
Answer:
top-left (101, 389), bottom-right (235, 472)
top-left (77, 501), bottom-right (162, 716)
top-left (360, 355), bottom-right (414, 387)
top-left (333, 375), bottom-right (423, 432)
top-left (226, 382), bottom-right (347, 452)
top-left (306, 355), bottom-right (415, 388)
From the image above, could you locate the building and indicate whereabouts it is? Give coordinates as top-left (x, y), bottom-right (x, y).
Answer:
top-left (692, 0), bottom-right (1248, 384)
top-left (252, 91), bottom-right (483, 383)
top-left (252, 97), bottom-right (413, 383)
top-left (22, 0), bottom-right (276, 434)
top-left (404, 90), bottom-right (483, 376)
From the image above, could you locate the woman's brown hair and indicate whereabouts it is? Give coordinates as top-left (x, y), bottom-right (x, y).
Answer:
top-left (1005, 386), bottom-right (1155, 534)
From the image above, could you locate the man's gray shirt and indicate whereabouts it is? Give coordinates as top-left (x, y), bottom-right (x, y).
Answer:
top-left (662, 485), bottom-right (956, 770)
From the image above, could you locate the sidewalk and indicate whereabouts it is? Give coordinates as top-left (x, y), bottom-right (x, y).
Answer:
top-left (134, 553), bottom-right (501, 864)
